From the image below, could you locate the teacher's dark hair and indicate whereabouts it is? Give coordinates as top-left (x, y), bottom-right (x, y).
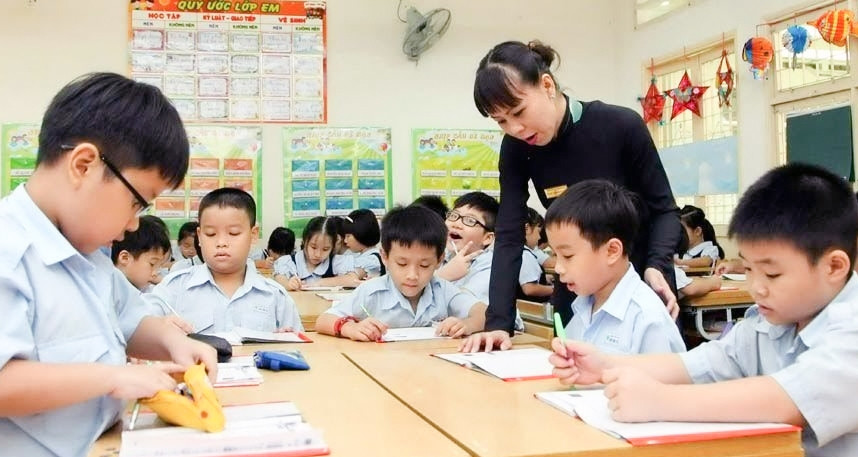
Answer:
top-left (474, 40), bottom-right (560, 117)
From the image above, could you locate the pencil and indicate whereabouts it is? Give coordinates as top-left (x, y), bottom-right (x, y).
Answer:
top-left (359, 303), bottom-right (373, 318)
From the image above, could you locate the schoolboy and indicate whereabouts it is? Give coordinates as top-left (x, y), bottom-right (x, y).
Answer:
top-left (147, 188), bottom-right (302, 334)
top-left (112, 214), bottom-right (172, 290)
top-left (315, 205), bottom-right (486, 341)
top-left (0, 72), bottom-right (216, 457)
top-left (550, 164), bottom-right (858, 456)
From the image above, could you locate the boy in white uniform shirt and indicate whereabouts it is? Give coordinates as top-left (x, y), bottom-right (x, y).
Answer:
top-left (550, 164), bottom-right (858, 457)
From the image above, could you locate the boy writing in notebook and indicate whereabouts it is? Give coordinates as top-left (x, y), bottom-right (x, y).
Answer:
top-left (316, 205), bottom-right (487, 341)
top-left (550, 164), bottom-right (858, 456)
top-left (146, 188), bottom-right (303, 334)
top-left (0, 73), bottom-right (217, 457)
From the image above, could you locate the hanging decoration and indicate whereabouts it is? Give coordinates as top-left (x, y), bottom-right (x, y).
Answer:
top-left (715, 49), bottom-right (734, 107)
top-left (742, 37), bottom-right (774, 80)
top-left (781, 25), bottom-right (811, 68)
top-left (664, 71), bottom-right (708, 119)
top-left (808, 9), bottom-right (858, 47)
top-left (638, 59), bottom-right (666, 125)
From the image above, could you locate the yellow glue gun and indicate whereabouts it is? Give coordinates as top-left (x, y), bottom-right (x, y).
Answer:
top-left (139, 363), bottom-right (225, 432)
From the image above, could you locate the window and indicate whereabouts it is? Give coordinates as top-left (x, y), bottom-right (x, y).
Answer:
top-left (648, 41), bottom-right (739, 226)
top-left (772, 17), bottom-right (850, 91)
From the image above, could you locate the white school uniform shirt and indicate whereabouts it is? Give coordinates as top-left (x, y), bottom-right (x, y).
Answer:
top-left (0, 185), bottom-right (159, 457)
top-left (447, 248), bottom-right (526, 331)
top-left (345, 246), bottom-right (383, 277)
top-left (681, 273), bottom-right (858, 457)
top-left (145, 260), bottom-right (303, 334)
top-left (527, 246), bottom-right (550, 266)
top-left (682, 240), bottom-right (720, 263)
top-left (170, 255), bottom-right (203, 273)
top-left (564, 264), bottom-right (686, 355)
top-left (325, 275), bottom-right (479, 327)
top-left (272, 250), bottom-right (355, 283)
top-left (674, 266), bottom-right (693, 299)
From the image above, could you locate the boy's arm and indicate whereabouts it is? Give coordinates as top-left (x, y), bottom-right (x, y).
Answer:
top-left (315, 273), bottom-right (361, 288)
top-left (461, 301), bottom-right (487, 334)
top-left (550, 338), bottom-right (691, 386)
top-left (681, 276), bottom-right (721, 298)
top-left (315, 313), bottom-right (341, 336)
top-left (675, 257), bottom-right (715, 268)
top-left (521, 282), bottom-right (553, 297)
top-left (125, 316), bottom-right (217, 374)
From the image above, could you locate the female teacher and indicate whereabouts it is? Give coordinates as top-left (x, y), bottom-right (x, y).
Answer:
top-left (461, 40), bottom-right (680, 352)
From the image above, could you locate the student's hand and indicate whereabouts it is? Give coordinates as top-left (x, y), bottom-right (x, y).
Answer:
top-left (549, 338), bottom-right (608, 386)
top-left (286, 276), bottom-right (303, 291)
top-left (274, 327), bottom-right (294, 333)
top-left (715, 258), bottom-right (744, 275)
top-left (342, 318), bottom-right (388, 342)
top-left (165, 315), bottom-right (193, 334)
top-left (109, 362), bottom-right (184, 400)
top-left (440, 241), bottom-right (483, 281)
top-left (341, 273), bottom-right (362, 288)
top-left (167, 338), bottom-right (219, 383)
top-left (458, 330), bottom-right (512, 353)
top-left (436, 317), bottom-right (468, 338)
top-left (602, 366), bottom-right (666, 422)
top-left (644, 268), bottom-right (679, 319)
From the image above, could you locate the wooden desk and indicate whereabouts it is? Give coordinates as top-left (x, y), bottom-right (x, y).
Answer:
top-left (289, 290), bottom-right (336, 331)
top-left (679, 266), bottom-right (716, 276)
top-left (345, 347), bottom-right (803, 457)
top-left (89, 351), bottom-right (469, 457)
top-left (681, 280), bottom-right (754, 340)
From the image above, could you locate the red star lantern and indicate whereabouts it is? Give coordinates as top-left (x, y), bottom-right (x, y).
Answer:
top-left (665, 71), bottom-right (708, 119)
top-left (638, 77), bottom-right (666, 124)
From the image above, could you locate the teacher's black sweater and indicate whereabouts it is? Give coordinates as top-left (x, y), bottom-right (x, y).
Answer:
top-left (487, 99), bottom-right (680, 334)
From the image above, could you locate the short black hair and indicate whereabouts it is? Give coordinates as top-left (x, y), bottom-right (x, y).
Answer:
top-left (343, 208), bottom-right (381, 247)
top-left (452, 192), bottom-right (499, 232)
top-left (544, 179), bottom-right (639, 254)
top-left (267, 227), bottom-right (296, 256)
top-left (177, 221), bottom-right (199, 242)
top-left (728, 163), bottom-right (858, 266)
top-left (410, 195), bottom-right (449, 222)
top-left (111, 215), bottom-right (171, 263)
top-left (525, 207), bottom-right (544, 227)
top-left (474, 40), bottom-right (560, 117)
top-left (381, 205), bottom-right (447, 259)
top-left (38, 72), bottom-right (189, 188)
top-left (198, 187), bottom-right (256, 226)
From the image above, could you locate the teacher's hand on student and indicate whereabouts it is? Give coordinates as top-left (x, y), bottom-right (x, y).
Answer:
top-left (109, 362), bottom-right (184, 400)
top-left (342, 318), bottom-right (388, 342)
top-left (549, 338), bottom-right (608, 386)
top-left (602, 366), bottom-right (665, 423)
top-left (167, 338), bottom-right (219, 383)
top-left (644, 267), bottom-right (679, 319)
top-left (458, 329), bottom-right (512, 353)
top-left (440, 241), bottom-right (483, 281)
top-left (436, 317), bottom-right (468, 338)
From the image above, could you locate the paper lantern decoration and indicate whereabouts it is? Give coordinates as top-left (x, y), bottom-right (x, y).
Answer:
top-left (638, 77), bottom-right (666, 124)
top-left (742, 37), bottom-right (774, 80)
top-left (715, 50), bottom-right (734, 108)
top-left (808, 10), bottom-right (858, 47)
top-left (664, 71), bottom-right (708, 119)
top-left (781, 25), bottom-right (811, 68)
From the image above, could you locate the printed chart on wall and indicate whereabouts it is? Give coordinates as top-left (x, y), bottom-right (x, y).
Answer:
top-left (154, 125), bottom-right (262, 236)
top-left (412, 129), bottom-right (502, 206)
top-left (282, 127), bottom-right (392, 232)
top-left (128, 0), bottom-right (326, 123)
top-left (0, 123), bottom-right (39, 196)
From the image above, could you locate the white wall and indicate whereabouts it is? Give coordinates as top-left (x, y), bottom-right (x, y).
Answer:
top-left (0, 0), bottom-right (621, 238)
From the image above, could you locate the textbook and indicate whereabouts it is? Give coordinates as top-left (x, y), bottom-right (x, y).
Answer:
top-left (214, 356), bottom-right (263, 387)
top-left (212, 327), bottom-right (313, 345)
top-left (316, 291), bottom-right (354, 301)
top-left (380, 326), bottom-right (449, 342)
top-left (535, 389), bottom-right (800, 446)
top-left (432, 348), bottom-right (555, 381)
top-left (120, 401), bottom-right (330, 457)
top-left (722, 273), bottom-right (747, 281)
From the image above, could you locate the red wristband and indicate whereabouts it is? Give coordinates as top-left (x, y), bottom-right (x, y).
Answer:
top-left (334, 316), bottom-right (359, 337)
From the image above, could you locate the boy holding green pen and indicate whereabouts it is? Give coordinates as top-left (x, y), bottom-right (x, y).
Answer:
top-left (315, 205), bottom-right (487, 341)
top-left (542, 180), bottom-right (685, 355)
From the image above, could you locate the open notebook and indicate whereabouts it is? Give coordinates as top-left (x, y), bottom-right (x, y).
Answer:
top-left (120, 401), bottom-right (330, 457)
top-left (316, 292), bottom-right (354, 301)
top-left (380, 326), bottom-right (450, 342)
top-left (213, 327), bottom-right (312, 345)
top-left (214, 356), bottom-right (263, 387)
top-left (536, 389), bottom-right (800, 446)
top-left (433, 348), bottom-right (554, 381)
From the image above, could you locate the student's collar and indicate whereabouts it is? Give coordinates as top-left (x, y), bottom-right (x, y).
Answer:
top-left (796, 272), bottom-right (858, 348)
top-left (186, 259), bottom-right (260, 290)
top-left (597, 264), bottom-right (639, 320)
top-left (383, 275), bottom-right (436, 313)
top-left (12, 185), bottom-right (81, 266)
top-left (687, 241), bottom-right (713, 256)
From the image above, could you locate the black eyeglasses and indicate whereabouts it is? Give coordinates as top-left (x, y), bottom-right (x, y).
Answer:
top-left (446, 211), bottom-right (487, 229)
top-left (61, 144), bottom-right (151, 216)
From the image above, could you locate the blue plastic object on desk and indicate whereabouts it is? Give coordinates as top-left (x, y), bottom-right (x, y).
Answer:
top-left (254, 350), bottom-right (310, 371)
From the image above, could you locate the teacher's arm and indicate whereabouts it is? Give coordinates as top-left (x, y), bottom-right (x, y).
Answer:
top-left (485, 138), bottom-right (530, 335)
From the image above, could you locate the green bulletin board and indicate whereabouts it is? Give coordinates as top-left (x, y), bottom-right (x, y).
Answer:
top-left (412, 128), bottom-right (502, 206)
top-left (282, 127), bottom-right (392, 232)
top-left (1, 123), bottom-right (40, 196)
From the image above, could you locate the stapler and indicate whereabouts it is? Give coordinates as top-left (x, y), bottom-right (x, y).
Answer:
top-left (139, 363), bottom-right (225, 432)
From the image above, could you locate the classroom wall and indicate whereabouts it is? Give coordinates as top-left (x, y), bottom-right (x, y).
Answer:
top-left (0, 0), bottom-right (622, 239)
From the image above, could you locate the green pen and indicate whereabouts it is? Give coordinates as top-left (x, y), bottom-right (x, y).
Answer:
top-left (553, 312), bottom-right (566, 342)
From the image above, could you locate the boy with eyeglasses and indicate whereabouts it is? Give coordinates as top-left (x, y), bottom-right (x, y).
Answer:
top-left (0, 73), bottom-right (217, 457)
